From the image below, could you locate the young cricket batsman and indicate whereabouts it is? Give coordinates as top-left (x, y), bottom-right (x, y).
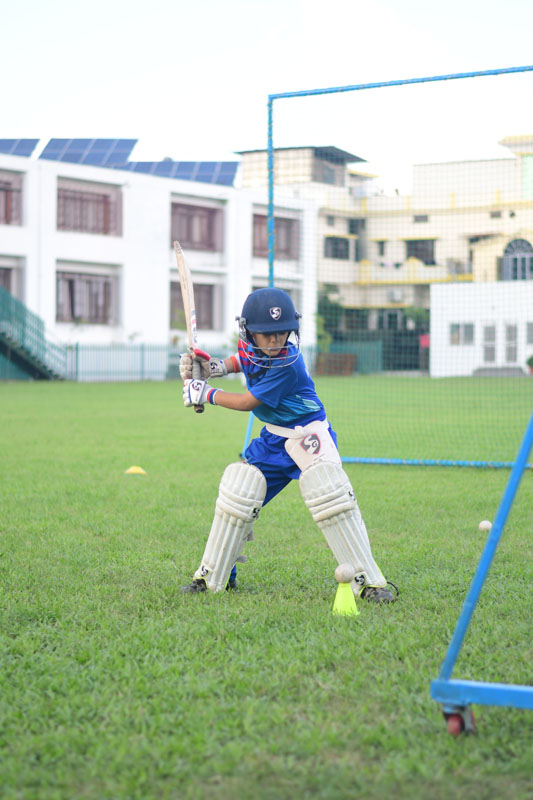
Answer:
top-left (180, 287), bottom-right (397, 602)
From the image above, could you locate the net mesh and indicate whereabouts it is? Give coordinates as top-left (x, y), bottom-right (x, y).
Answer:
top-left (241, 69), bottom-right (533, 466)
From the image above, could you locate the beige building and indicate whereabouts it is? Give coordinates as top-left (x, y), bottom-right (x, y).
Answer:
top-left (239, 138), bottom-right (533, 334)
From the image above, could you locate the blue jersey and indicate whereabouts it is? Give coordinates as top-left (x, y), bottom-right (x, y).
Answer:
top-left (238, 339), bottom-right (325, 428)
top-left (237, 338), bottom-right (338, 507)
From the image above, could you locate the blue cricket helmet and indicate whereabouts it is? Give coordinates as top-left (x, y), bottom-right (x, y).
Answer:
top-left (238, 288), bottom-right (301, 337)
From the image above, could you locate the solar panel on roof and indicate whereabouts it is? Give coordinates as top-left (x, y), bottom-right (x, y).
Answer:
top-left (174, 163), bottom-right (196, 177)
top-left (31, 140), bottom-right (237, 185)
top-left (90, 142), bottom-right (113, 153)
top-left (66, 139), bottom-right (92, 148)
top-left (39, 139), bottom-right (69, 159)
top-left (103, 140), bottom-right (137, 165)
top-left (153, 161), bottom-right (175, 176)
top-left (108, 139), bottom-right (137, 151)
top-left (82, 153), bottom-right (108, 165)
top-left (85, 139), bottom-right (136, 165)
top-left (216, 174), bottom-right (236, 186)
top-left (0, 139), bottom-right (39, 156)
top-left (39, 138), bottom-right (137, 166)
top-left (131, 162), bottom-right (156, 174)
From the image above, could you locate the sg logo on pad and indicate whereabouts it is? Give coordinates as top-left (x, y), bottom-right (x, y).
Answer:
top-left (301, 433), bottom-right (321, 455)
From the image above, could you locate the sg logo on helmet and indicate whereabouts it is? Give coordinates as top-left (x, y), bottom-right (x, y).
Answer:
top-left (269, 307), bottom-right (282, 320)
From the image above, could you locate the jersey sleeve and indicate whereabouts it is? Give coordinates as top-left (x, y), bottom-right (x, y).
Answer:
top-left (248, 365), bottom-right (298, 408)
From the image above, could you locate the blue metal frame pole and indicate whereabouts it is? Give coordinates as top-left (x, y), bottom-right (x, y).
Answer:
top-left (267, 97), bottom-right (275, 288)
top-left (341, 456), bottom-right (533, 469)
top-left (436, 412), bottom-right (533, 682)
top-left (268, 65), bottom-right (533, 102)
top-left (242, 97), bottom-right (276, 459)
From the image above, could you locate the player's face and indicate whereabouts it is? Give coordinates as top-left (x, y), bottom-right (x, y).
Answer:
top-left (254, 331), bottom-right (288, 356)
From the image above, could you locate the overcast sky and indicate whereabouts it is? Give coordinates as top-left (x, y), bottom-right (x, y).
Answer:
top-left (3, 0), bottom-right (533, 190)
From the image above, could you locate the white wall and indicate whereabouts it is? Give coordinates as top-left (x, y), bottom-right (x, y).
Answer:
top-left (0, 153), bottom-right (314, 353)
top-left (430, 282), bottom-right (533, 376)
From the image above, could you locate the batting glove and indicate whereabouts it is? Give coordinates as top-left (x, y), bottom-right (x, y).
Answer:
top-left (183, 379), bottom-right (219, 407)
top-left (179, 349), bottom-right (227, 381)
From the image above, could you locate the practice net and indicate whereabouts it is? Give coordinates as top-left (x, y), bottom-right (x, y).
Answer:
top-left (240, 67), bottom-right (533, 467)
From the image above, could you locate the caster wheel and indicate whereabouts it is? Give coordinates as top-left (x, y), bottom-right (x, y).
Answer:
top-left (444, 709), bottom-right (476, 736)
top-left (446, 714), bottom-right (464, 737)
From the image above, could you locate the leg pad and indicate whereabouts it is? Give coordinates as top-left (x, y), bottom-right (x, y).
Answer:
top-left (194, 462), bottom-right (266, 592)
top-left (299, 461), bottom-right (386, 594)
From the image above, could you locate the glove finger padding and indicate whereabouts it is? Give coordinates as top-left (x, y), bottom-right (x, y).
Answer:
top-left (179, 351), bottom-right (226, 381)
top-left (179, 352), bottom-right (194, 381)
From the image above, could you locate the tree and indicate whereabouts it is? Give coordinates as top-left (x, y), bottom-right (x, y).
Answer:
top-left (316, 314), bottom-right (332, 353)
top-left (403, 306), bottom-right (429, 332)
top-left (317, 293), bottom-right (344, 337)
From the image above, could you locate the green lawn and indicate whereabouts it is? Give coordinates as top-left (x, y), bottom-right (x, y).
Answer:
top-left (314, 375), bottom-right (533, 463)
top-left (1, 381), bottom-right (532, 799)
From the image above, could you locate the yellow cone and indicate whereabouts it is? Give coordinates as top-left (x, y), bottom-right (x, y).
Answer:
top-left (124, 465), bottom-right (147, 475)
top-left (332, 582), bottom-right (360, 617)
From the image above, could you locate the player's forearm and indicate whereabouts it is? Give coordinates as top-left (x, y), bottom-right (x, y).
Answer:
top-left (223, 355), bottom-right (241, 375)
top-left (213, 390), bottom-right (260, 412)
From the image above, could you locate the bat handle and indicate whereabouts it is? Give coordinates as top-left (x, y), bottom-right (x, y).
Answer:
top-left (192, 355), bottom-right (204, 414)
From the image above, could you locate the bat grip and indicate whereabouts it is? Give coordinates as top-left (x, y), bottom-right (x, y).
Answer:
top-left (192, 355), bottom-right (204, 414)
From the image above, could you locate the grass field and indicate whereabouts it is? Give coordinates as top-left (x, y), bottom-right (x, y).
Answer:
top-left (1, 380), bottom-right (532, 800)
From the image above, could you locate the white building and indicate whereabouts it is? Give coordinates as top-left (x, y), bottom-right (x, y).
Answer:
top-left (0, 139), bottom-right (316, 379)
top-left (3, 136), bottom-right (533, 380)
top-left (430, 282), bottom-right (533, 377)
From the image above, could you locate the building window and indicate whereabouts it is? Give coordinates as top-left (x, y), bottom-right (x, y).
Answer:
top-left (490, 210), bottom-right (502, 219)
top-left (326, 215), bottom-right (335, 226)
top-left (57, 179), bottom-right (122, 235)
top-left (413, 215), bottom-right (429, 223)
top-left (0, 267), bottom-right (12, 291)
top-left (348, 218), bottom-right (365, 235)
top-left (483, 324), bottom-right (496, 363)
top-left (502, 238), bottom-right (533, 280)
top-left (505, 324), bottom-right (517, 363)
top-left (324, 236), bottom-right (350, 260)
top-left (313, 162), bottom-right (342, 185)
top-left (527, 322), bottom-right (533, 345)
top-left (450, 323), bottom-right (474, 345)
top-left (378, 309), bottom-right (402, 330)
top-left (56, 271), bottom-right (116, 324)
top-left (0, 171), bottom-right (22, 225)
top-left (253, 215), bottom-right (299, 259)
top-left (171, 203), bottom-right (222, 251)
top-left (377, 240), bottom-right (386, 257)
top-left (170, 281), bottom-right (214, 329)
top-left (406, 239), bottom-right (436, 265)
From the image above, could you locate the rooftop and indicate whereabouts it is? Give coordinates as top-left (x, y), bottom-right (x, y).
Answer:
top-left (236, 145), bottom-right (365, 165)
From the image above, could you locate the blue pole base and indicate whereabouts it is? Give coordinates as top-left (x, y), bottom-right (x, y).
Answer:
top-left (431, 678), bottom-right (533, 710)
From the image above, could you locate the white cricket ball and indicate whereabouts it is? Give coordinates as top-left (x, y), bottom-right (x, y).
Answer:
top-left (335, 563), bottom-right (356, 583)
top-left (479, 520), bottom-right (492, 532)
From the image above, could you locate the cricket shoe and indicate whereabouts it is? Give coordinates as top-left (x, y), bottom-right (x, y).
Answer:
top-left (228, 564), bottom-right (237, 590)
top-left (181, 577), bottom-right (237, 593)
top-left (181, 578), bottom-right (207, 593)
top-left (360, 581), bottom-right (399, 603)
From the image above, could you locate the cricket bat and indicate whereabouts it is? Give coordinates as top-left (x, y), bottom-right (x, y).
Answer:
top-left (173, 240), bottom-right (204, 413)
